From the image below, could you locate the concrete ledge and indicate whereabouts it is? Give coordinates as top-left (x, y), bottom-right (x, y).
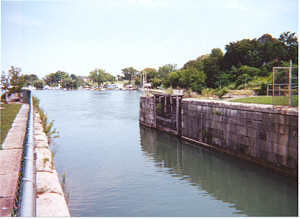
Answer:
top-left (36, 193), bottom-right (70, 217)
top-left (182, 98), bottom-right (298, 116)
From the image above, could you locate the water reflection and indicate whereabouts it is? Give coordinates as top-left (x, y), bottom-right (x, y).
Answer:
top-left (140, 125), bottom-right (298, 216)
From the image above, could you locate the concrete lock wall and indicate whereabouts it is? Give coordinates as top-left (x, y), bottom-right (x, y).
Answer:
top-left (139, 97), bottom-right (298, 177)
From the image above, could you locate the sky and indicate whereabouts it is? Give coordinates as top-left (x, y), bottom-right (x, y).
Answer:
top-left (1, 0), bottom-right (299, 78)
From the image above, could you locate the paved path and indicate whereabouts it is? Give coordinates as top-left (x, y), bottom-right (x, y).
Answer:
top-left (0, 104), bottom-right (29, 216)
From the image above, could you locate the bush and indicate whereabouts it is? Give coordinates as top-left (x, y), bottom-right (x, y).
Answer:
top-left (201, 88), bottom-right (214, 97)
top-left (214, 87), bottom-right (229, 98)
top-left (253, 82), bottom-right (268, 95)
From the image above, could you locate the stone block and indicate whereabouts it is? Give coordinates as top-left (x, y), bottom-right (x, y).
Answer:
top-left (247, 128), bottom-right (257, 138)
top-left (34, 134), bottom-right (49, 142)
top-left (288, 115), bottom-right (298, 128)
top-left (36, 148), bottom-right (52, 172)
top-left (36, 193), bottom-right (70, 217)
top-left (188, 103), bottom-right (197, 111)
top-left (266, 152), bottom-right (276, 163)
top-left (35, 141), bottom-right (49, 148)
top-left (277, 144), bottom-right (288, 157)
top-left (36, 171), bottom-right (64, 195)
top-left (237, 125), bottom-right (247, 136)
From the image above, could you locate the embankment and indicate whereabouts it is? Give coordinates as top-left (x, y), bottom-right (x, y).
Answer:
top-left (33, 110), bottom-right (70, 216)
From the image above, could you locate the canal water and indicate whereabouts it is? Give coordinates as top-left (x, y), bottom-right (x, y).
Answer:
top-left (33, 90), bottom-right (298, 217)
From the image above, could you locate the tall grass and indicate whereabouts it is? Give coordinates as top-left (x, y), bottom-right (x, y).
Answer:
top-left (32, 96), bottom-right (59, 143)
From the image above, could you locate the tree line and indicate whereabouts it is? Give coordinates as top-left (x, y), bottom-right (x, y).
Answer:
top-left (1, 31), bottom-right (298, 93)
top-left (123, 31), bottom-right (298, 94)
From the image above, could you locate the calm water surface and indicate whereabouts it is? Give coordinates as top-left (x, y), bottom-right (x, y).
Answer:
top-left (33, 90), bottom-right (298, 217)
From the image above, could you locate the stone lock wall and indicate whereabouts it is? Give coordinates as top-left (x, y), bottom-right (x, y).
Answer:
top-left (181, 99), bottom-right (298, 176)
top-left (139, 96), bottom-right (298, 177)
top-left (139, 96), bottom-right (156, 128)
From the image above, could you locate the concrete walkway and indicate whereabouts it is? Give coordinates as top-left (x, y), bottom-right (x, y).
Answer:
top-left (0, 104), bottom-right (29, 216)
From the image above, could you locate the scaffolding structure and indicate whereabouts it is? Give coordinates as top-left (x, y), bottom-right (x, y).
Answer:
top-left (268, 62), bottom-right (298, 106)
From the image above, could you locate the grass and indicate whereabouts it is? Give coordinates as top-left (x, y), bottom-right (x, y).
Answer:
top-left (230, 95), bottom-right (298, 107)
top-left (0, 103), bottom-right (22, 147)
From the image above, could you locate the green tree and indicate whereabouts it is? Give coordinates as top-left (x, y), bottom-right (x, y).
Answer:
top-left (158, 64), bottom-right (177, 79)
top-left (164, 68), bottom-right (206, 93)
top-left (149, 78), bottom-right (162, 88)
top-left (44, 71), bottom-right (68, 87)
top-left (23, 74), bottom-right (39, 86)
top-left (121, 67), bottom-right (138, 83)
top-left (88, 69), bottom-right (114, 88)
top-left (8, 66), bottom-right (25, 93)
top-left (203, 48), bottom-right (224, 88)
top-left (33, 80), bottom-right (45, 89)
top-left (278, 31), bottom-right (298, 63)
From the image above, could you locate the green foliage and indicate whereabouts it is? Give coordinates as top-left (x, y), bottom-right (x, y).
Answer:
top-left (201, 88), bottom-right (215, 97)
top-left (163, 67), bottom-right (206, 93)
top-left (121, 67), bottom-right (138, 83)
top-left (89, 69), bottom-right (115, 88)
top-left (149, 77), bottom-right (162, 88)
top-left (214, 87), bottom-right (229, 98)
top-left (23, 74), bottom-right (39, 86)
top-left (44, 71), bottom-right (68, 87)
top-left (33, 80), bottom-right (45, 89)
top-left (7, 66), bottom-right (25, 93)
top-left (33, 96), bottom-right (59, 143)
top-left (158, 64), bottom-right (177, 79)
top-left (156, 103), bottom-right (162, 113)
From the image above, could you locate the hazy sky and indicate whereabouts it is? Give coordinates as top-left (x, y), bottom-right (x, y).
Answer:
top-left (1, 0), bottom-right (298, 77)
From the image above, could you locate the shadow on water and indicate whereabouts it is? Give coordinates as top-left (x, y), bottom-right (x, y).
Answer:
top-left (140, 125), bottom-right (298, 216)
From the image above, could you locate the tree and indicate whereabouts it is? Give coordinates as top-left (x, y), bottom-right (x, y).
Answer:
top-left (44, 71), bottom-right (68, 87)
top-left (203, 48), bottom-right (224, 88)
top-left (33, 80), bottom-right (45, 89)
top-left (121, 67), bottom-right (138, 83)
top-left (163, 67), bottom-right (206, 93)
top-left (88, 69), bottom-right (115, 88)
top-left (278, 31), bottom-right (298, 63)
top-left (23, 74), bottom-right (39, 86)
top-left (116, 75), bottom-right (123, 81)
top-left (8, 66), bottom-right (25, 93)
top-left (61, 78), bottom-right (74, 89)
top-left (141, 68), bottom-right (157, 80)
top-left (149, 78), bottom-right (162, 88)
top-left (158, 64), bottom-right (177, 79)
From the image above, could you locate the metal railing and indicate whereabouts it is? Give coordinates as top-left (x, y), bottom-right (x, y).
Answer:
top-left (17, 90), bottom-right (36, 216)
